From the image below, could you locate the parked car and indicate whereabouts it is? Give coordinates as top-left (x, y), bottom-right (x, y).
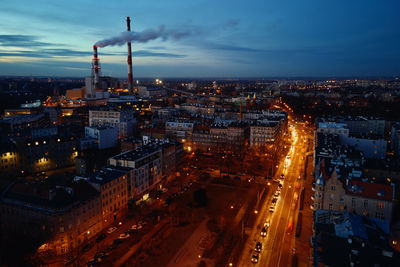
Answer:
top-left (82, 242), bottom-right (93, 253)
top-left (107, 227), bottom-right (117, 234)
top-left (118, 233), bottom-right (130, 239)
top-left (86, 258), bottom-right (101, 267)
top-left (63, 256), bottom-right (75, 266)
top-left (131, 224), bottom-right (143, 230)
top-left (106, 242), bottom-right (118, 251)
top-left (94, 251), bottom-right (109, 260)
top-left (96, 233), bottom-right (107, 243)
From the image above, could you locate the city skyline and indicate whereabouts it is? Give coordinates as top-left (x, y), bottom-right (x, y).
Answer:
top-left (0, 0), bottom-right (399, 77)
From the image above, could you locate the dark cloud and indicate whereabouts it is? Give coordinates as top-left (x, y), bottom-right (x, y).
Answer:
top-left (0, 48), bottom-right (185, 59)
top-left (202, 42), bottom-right (264, 53)
top-left (0, 34), bottom-right (52, 47)
top-left (133, 50), bottom-right (186, 58)
top-left (0, 48), bottom-right (94, 58)
top-left (147, 46), bottom-right (167, 50)
top-left (224, 19), bottom-right (240, 29)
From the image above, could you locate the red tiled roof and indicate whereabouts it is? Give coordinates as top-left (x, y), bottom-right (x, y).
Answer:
top-left (143, 128), bottom-right (165, 134)
top-left (346, 180), bottom-right (393, 202)
top-left (194, 125), bottom-right (210, 131)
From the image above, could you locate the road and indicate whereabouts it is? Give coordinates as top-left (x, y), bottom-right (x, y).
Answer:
top-left (237, 119), bottom-right (312, 267)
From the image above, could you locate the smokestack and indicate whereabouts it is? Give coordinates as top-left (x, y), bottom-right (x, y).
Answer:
top-left (127, 17), bottom-right (133, 92)
top-left (92, 45), bottom-right (100, 90)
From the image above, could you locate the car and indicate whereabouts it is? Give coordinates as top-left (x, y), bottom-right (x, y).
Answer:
top-left (96, 233), bottom-right (107, 243)
top-left (255, 242), bottom-right (262, 253)
top-left (64, 256), bottom-right (75, 266)
top-left (131, 224), bottom-right (143, 230)
top-left (138, 220), bottom-right (148, 226)
top-left (264, 220), bottom-right (270, 228)
top-left (113, 238), bottom-right (124, 245)
top-left (274, 191), bottom-right (279, 197)
top-left (106, 242), bottom-right (118, 251)
top-left (269, 206), bottom-right (275, 212)
top-left (278, 183), bottom-right (283, 188)
top-left (260, 227), bottom-right (267, 237)
top-left (94, 251), bottom-right (109, 260)
top-left (86, 260), bottom-right (97, 267)
top-left (272, 198), bottom-right (277, 205)
top-left (119, 233), bottom-right (130, 239)
top-left (251, 253), bottom-right (259, 263)
top-left (107, 227), bottom-right (117, 234)
top-left (82, 242), bottom-right (93, 252)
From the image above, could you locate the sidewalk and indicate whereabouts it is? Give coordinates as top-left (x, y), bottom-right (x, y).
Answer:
top-left (114, 220), bottom-right (169, 267)
top-left (295, 154), bottom-right (314, 267)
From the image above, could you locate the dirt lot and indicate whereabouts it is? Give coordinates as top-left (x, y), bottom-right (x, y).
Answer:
top-left (125, 177), bottom-right (262, 267)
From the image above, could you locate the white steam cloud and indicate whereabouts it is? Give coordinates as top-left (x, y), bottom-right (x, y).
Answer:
top-left (95, 25), bottom-right (193, 48)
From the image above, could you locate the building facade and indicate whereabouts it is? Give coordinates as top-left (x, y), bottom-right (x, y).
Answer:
top-left (89, 109), bottom-right (136, 138)
top-left (0, 179), bottom-right (102, 256)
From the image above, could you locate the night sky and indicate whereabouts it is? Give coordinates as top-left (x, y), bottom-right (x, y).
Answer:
top-left (0, 0), bottom-right (399, 78)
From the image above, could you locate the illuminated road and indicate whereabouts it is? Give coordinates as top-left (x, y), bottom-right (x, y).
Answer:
top-left (237, 117), bottom-right (312, 267)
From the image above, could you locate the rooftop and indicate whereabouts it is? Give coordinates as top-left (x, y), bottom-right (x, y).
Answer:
top-left (346, 180), bottom-right (394, 202)
top-left (88, 165), bottom-right (130, 185)
top-left (111, 143), bottom-right (161, 162)
top-left (314, 210), bottom-right (398, 266)
top-left (2, 179), bottom-right (99, 212)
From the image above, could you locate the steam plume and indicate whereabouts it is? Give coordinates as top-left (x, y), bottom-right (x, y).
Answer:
top-left (95, 25), bottom-right (192, 48)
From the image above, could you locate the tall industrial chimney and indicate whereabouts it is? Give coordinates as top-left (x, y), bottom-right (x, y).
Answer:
top-left (92, 45), bottom-right (100, 91)
top-left (126, 17), bottom-right (133, 93)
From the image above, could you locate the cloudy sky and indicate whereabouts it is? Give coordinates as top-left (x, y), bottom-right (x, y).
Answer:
top-left (0, 0), bottom-right (399, 78)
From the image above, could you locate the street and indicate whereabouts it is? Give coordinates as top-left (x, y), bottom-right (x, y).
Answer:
top-left (237, 118), bottom-right (313, 267)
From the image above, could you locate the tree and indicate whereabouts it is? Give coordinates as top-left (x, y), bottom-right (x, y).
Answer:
top-left (193, 188), bottom-right (207, 207)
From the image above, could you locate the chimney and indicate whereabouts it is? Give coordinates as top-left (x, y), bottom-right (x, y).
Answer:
top-left (127, 17), bottom-right (133, 93)
top-left (92, 45), bottom-right (100, 91)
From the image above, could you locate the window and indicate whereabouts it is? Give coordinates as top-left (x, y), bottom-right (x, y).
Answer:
top-left (351, 198), bottom-right (356, 207)
top-left (377, 201), bottom-right (385, 209)
top-left (375, 212), bottom-right (385, 220)
top-left (331, 185), bottom-right (336, 191)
